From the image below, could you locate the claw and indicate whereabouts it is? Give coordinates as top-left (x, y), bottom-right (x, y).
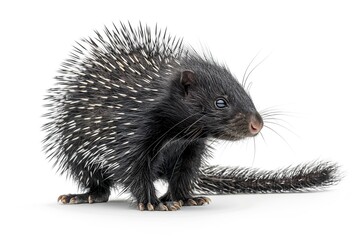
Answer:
top-left (88, 195), bottom-right (94, 204)
top-left (69, 197), bottom-right (77, 204)
top-left (164, 201), bottom-right (182, 211)
top-left (179, 197), bottom-right (211, 207)
top-left (138, 201), bottom-right (182, 211)
top-left (147, 203), bottom-right (154, 211)
top-left (197, 198), bottom-right (205, 205)
top-left (187, 199), bottom-right (197, 206)
top-left (169, 205), bottom-right (177, 211)
top-left (195, 197), bottom-right (211, 205)
top-left (138, 203), bottom-right (145, 211)
top-left (173, 201), bottom-right (181, 209)
top-left (59, 195), bottom-right (68, 204)
top-left (155, 203), bottom-right (168, 211)
top-left (203, 197), bottom-right (211, 204)
top-left (57, 192), bottom-right (109, 204)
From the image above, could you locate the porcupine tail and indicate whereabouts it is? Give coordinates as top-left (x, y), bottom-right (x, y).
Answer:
top-left (194, 161), bottom-right (341, 194)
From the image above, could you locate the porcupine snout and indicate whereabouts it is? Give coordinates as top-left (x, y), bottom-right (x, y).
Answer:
top-left (248, 112), bottom-right (263, 136)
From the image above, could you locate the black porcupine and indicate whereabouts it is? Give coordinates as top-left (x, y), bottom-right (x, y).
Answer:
top-left (43, 22), bottom-right (340, 211)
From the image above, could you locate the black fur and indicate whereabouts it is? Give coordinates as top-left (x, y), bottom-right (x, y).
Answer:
top-left (43, 22), bottom-right (340, 210)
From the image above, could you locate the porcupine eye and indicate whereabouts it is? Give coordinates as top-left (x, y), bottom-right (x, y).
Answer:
top-left (215, 98), bottom-right (228, 109)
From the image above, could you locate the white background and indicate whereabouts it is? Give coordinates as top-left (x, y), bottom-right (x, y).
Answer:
top-left (0, 0), bottom-right (359, 239)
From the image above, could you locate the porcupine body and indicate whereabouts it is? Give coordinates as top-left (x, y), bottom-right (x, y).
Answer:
top-left (43, 22), bottom-right (340, 211)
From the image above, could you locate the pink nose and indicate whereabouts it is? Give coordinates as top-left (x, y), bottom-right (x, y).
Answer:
top-left (249, 115), bottom-right (263, 135)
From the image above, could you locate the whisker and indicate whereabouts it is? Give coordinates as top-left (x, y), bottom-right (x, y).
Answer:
top-left (259, 132), bottom-right (266, 143)
top-left (263, 125), bottom-right (294, 152)
top-left (259, 105), bottom-right (288, 113)
top-left (242, 51), bottom-right (261, 87)
top-left (260, 110), bottom-right (294, 117)
top-left (264, 120), bottom-right (299, 138)
top-left (245, 52), bottom-right (271, 91)
top-left (260, 107), bottom-right (299, 119)
top-left (251, 137), bottom-right (256, 167)
top-left (262, 116), bottom-right (291, 124)
top-left (247, 82), bottom-right (253, 92)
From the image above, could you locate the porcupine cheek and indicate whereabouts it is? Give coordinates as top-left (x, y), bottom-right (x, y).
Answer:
top-left (225, 113), bottom-right (248, 139)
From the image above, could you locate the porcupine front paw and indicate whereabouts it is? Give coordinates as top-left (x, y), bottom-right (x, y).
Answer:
top-left (58, 192), bottom-right (109, 204)
top-left (137, 201), bottom-right (182, 211)
top-left (179, 196), bottom-right (211, 206)
top-left (159, 194), bottom-right (210, 209)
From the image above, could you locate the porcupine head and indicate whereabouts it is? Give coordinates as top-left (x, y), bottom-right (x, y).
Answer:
top-left (162, 54), bottom-right (263, 140)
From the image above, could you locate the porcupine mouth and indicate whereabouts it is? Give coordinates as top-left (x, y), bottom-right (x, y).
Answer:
top-left (209, 125), bottom-right (250, 141)
top-left (216, 131), bottom-right (250, 141)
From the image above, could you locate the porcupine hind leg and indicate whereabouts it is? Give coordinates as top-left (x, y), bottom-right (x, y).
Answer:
top-left (58, 163), bottom-right (112, 204)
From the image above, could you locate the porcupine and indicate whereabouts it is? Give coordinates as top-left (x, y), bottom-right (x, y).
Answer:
top-left (43, 22), bottom-right (340, 211)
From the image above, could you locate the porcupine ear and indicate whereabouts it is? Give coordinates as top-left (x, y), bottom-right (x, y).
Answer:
top-left (180, 70), bottom-right (196, 95)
